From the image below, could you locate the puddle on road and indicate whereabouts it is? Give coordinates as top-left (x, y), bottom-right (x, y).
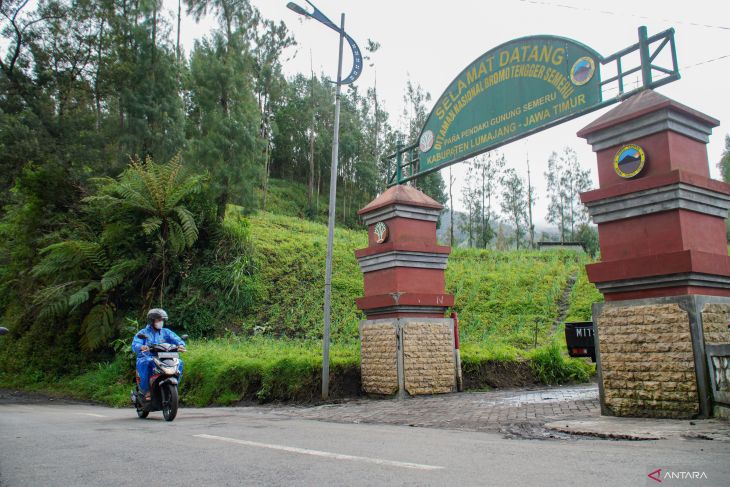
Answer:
top-left (476, 387), bottom-right (598, 407)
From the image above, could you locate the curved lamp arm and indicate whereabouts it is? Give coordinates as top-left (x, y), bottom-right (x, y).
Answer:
top-left (287, 1), bottom-right (362, 85)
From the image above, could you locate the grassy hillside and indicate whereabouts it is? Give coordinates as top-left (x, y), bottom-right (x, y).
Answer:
top-left (232, 210), bottom-right (367, 340)
top-left (1, 203), bottom-right (603, 405)
top-left (231, 210), bottom-right (598, 350)
top-left (254, 179), bottom-right (329, 223)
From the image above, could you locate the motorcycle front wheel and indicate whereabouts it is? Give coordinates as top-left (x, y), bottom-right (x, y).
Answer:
top-left (136, 407), bottom-right (149, 419)
top-left (162, 385), bottom-right (178, 422)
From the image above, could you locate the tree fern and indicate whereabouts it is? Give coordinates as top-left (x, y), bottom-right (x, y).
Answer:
top-left (27, 155), bottom-right (207, 351)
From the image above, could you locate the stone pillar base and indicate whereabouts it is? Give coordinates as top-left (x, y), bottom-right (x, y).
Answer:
top-left (593, 295), bottom-right (730, 419)
top-left (360, 318), bottom-right (456, 396)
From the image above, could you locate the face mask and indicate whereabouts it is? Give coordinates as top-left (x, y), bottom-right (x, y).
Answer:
top-left (153, 320), bottom-right (164, 330)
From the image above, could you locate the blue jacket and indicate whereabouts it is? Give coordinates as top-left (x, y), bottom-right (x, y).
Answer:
top-left (132, 324), bottom-right (186, 357)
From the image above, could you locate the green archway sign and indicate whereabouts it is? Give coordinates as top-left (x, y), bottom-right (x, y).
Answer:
top-left (420, 35), bottom-right (601, 171)
top-left (387, 27), bottom-right (679, 185)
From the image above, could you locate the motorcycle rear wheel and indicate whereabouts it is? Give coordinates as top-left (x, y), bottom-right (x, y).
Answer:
top-left (162, 386), bottom-right (178, 422)
top-left (136, 407), bottom-right (149, 419)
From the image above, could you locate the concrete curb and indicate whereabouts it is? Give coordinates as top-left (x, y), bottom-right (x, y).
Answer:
top-left (544, 418), bottom-right (730, 442)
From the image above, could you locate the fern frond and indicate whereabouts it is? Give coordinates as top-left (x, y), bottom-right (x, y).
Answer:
top-left (100, 258), bottom-right (144, 292)
top-left (80, 302), bottom-right (116, 352)
top-left (141, 217), bottom-right (162, 236)
top-left (168, 220), bottom-right (186, 254)
top-left (173, 206), bottom-right (199, 247)
top-left (67, 282), bottom-right (101, 309)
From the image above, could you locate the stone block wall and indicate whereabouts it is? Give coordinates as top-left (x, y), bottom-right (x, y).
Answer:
top-left (701, 303), bottom-right (730, 345)
top-left (597, 303), bottom-right (699, 418)
top-left (359, 321), bottom-right (398, 395)
top-left (402, 321), bottom-right (455, 395)
top-left (359, 318), bottom-right (456, 396)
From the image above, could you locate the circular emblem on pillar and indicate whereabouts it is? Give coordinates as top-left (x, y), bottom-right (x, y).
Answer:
top-left (614, 144), bottom-right (646, 178)
top-left (570, 56), bottom-right (596, 86)
top-left (419, 130), bottom-right (434, 152)
top-left (373, 221), bottom-right (389, 244)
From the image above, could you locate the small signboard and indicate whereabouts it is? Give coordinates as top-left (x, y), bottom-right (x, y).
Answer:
top-left (418, 36), bottom-right (602, 174)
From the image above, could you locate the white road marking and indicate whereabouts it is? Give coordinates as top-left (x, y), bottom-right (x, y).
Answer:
top-left (76, 413), bottom-right (107, 418)
top-left (193, 434), bottom-right (444, 471)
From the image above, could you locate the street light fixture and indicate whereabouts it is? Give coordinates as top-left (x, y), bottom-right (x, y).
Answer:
top-left (286, 1), bottom-right (362, 399)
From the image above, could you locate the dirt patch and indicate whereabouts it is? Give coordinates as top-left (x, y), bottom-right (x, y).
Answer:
top-left (500, 422), bottom-right (584, 440)
top-left (462, 360), bottom-right (538, 390)
top-left (0, 388), bottom-right (91, 405)
top-left (229, 365), bottom-right (363, 406)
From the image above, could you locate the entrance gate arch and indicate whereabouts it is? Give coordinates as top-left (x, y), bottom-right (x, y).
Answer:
top-left (355, 28), bottom-right (730, 418)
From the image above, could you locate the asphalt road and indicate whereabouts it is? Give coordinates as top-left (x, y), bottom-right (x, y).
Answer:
top-left (1, 400), bottom-right (728, 486)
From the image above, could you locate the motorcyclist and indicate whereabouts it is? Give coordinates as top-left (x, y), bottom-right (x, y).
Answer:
top-left (132, 308), bottom-right (186, 400)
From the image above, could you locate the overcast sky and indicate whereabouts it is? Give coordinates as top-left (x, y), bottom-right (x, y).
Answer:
top-left (172, 0), bottom-right (730, 226)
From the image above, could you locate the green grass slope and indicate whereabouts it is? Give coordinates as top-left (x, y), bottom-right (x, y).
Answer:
top-left (236, 210), bottom-right (595, 350)
top-left (237, 210), bottom-right (367, 340)
top-left (1, 203), bottom-right (601, 405)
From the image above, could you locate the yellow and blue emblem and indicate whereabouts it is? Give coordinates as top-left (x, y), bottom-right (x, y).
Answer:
top-left (570, 56), bottom-right (595, 86)
top-left (614, 144), bottom-right (646, 178)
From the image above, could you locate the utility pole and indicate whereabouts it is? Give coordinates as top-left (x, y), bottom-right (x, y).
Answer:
top-left (287, 1), bottom-right (362, 400)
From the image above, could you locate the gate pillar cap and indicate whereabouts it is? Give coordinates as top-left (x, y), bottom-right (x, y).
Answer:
top-left (358, 184), bottom-right (443, 216)
top-left (577, 89), bottom-right (719, 144)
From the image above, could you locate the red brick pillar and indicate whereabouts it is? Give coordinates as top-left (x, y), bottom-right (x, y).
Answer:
top-left (578, 90), bottom-right (730, 418)
top-left (355, 185), bottom-right (456, 396)
top-left (355, 185), bottom-right (454, 318)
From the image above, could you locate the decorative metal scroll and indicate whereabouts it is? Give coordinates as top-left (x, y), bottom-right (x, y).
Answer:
top-left (288, 1), bottom-right (363, 85)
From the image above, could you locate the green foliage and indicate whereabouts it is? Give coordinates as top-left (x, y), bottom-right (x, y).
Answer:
top-left (27, 155), bottom-right (207, 352)
top-left (717, 134), bottom-right (730, 183)
top-left (564, 266), bottom-right (604, 322)
top-left (169, 216), bottom-right (262, 337)
top-left (239, 211), bottom-right (366, 340)
top-left (446, 248), bottom-right (581, 348)
top-left (575, 223), bottom-right (600, 258)
top-left (254, 178), bottom-right (329, 222)
top-left (187, 31), bottom-right (262, 219)
top-left (545, 147), bottom-right (592, 241)
top-left (528, 341), bottom-right (594, 385)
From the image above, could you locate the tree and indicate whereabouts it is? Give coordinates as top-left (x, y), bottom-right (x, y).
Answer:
top-left (460, 160), bottom-right (481, 247)
top-left (187, 32), bottom-right (261, 220)
top-left (474, 152), bottom-right (505, 248)
top-left (545, 147), bottom-right (592, 241)
top-left (575, 223), bottom-right (599, 258)
top-left (525, 151), bottom-right (536, 248)
top-left (545, 151), bottom-right (567, 240)
top-left (718, 134), bottom-right (730, 183)
top-left (252, 18), bottom-right (294, 211)
top-left (32, 155), bottom-right (206, 350)
top-left (401, 80), bottom-right (446, 204)
top-left (500, 168), bottom-right (528, 249)
top-left (448, 166), bottom-right (455, 245)
top-left (560, 147), bottom-right (592, 239)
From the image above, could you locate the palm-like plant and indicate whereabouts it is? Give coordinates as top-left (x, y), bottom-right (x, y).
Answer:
top-left (89, 154), bottom-right (206, 304)
top-left (32, 155), bottom-right (206, 351)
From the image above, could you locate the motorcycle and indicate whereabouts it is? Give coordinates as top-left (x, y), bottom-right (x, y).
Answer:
top-left (130, 332), bottom-right (187, 421)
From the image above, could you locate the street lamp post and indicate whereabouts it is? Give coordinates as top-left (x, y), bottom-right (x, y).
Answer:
top-left (287, 1), bottom-right (362, 399)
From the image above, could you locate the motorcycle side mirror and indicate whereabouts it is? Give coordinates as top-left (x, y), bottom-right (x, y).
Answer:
top-left (137, 333), bottom-right (148, 340)
top-left (0, 327), bottom-right (9, 336)
top-left (181, 335), bottom-right (189, 341)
